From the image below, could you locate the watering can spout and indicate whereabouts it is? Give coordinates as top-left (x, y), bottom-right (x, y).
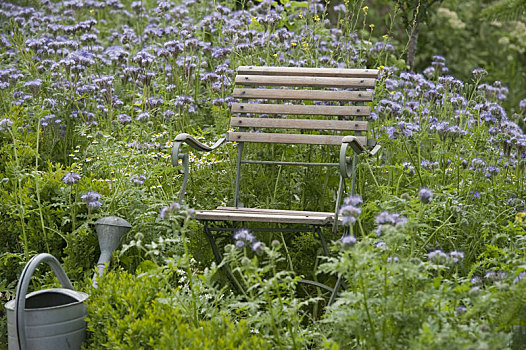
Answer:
top-left (93, 216), bottom-right (131, 287)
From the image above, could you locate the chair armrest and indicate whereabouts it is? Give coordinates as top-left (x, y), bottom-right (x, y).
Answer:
top-left (171, 133), bottom-right (227, 203)
top-left (174, 133), bottom-right (227, 153)
top-left (342, 136), bottom-right (367, 154)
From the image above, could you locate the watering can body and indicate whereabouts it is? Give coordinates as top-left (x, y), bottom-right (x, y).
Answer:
top-left (4, 254), bottom-right (89, 350)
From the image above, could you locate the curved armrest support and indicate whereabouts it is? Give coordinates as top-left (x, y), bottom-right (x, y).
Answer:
top-left (339, 136), bottom-right (364, 178)
top-left (171, 133), bottom-right (227, 202)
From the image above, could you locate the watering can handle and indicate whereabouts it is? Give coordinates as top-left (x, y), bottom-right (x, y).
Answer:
top-left (14, 253), bottom-right (75, 350)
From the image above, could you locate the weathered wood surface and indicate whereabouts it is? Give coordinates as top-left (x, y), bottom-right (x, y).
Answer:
top-left (235, 75), bottom-right (377, 88)
top-left (196, 207), bottom-right (341, 224)
top-left (237, 66), bottom-right (379, 78)
top-left (228, 132), bottom-right (367, 146)
top-left (232, 88), bottom-right (373, 101)
top-left (231, 103), bottom-right (370, 116)
top-left (230, 117), bottom-right (368, 131)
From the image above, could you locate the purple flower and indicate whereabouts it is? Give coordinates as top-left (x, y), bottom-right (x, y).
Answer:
top-left (344, 195), bottom-right (363, 207)
top-left (470, 191), bottom-right (481, 200)
top-left (375, 211), bottom-right (408, 236)
top-left (81, 191), bottom-right (101, 203)
top-left (87, 200), bottom-right (102, 210)
top-left (62, 172), bottom-right (81, 185)
top-left (234, 228), bottom-right (255, 243)
top-left (428, 249), bottom-right (448, 264)
top-left (117, 114), bottom-right (131, 124)
top-left (82, 191), bottom-right (102, 211)
top-left (514, 271), bottom-right (525, 284)
top-left (519, 99), bottom-right (526, 111)
top-left (340, 235), bottom-right (356, 248)
top-left (234, 228), bottom-right (264, 252)
top-left (456, 306), bottom-right (467, 316)
top-left (449, 251), bottom-right (464, 263)
top-left (339, 195), bottom-right (362, 226)
top-left (159, 202), bottom-right (181, 219)
top-left (418, 188), bottom-right (433, 204)
top-left (472, 68), bottom-right (487, 79)
top-left (132, 174), bottom-right (146, 186)
top-left (387, 256), bottom-right (399, 263)
top-left (251, 241), bottom-right (264, 253)
top-left (0, 118), bottom-right (13, 131)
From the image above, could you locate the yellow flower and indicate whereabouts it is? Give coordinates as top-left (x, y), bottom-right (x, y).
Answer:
top-left (299, 14), bottom-right (303, 19)
top-left (291, 42), bottom-right (297, 47)
top-left (377, 65), bottom-right (385, 71)
top-left (369, 24), bottom-right (375, 30)
top-left (362, 6), bottom-right (368, 13)
top-left (314, 15), bottom-right (320, 22)
top-left (251, 16), bottom-right (257, 22)
top-left (516, 212), bottom-right (526, 225)
top-left (383, 34), bottom-right (389, 40)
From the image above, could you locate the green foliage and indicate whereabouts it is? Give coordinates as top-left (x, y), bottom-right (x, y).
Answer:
top-left (481, 0), bottom-right (526, 21)
top-left (84, 267), bottom-right (270, 349)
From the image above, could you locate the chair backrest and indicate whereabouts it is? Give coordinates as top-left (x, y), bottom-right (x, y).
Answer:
top-left (228, 66), bottom-right (379, 147)
top-left (228, 66), bottom-right (379, 208)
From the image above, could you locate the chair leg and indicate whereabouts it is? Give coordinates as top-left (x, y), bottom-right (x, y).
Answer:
top-left (313, 227), bottom-right (329, 256)
top-left (203, 222), bottom-right (241, 292)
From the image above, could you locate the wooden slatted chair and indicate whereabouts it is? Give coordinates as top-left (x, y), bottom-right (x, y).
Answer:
top-left (171, 66), bottom-right (380, 288)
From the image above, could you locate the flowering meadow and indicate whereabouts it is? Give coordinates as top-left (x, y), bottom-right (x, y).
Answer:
top-left (0, 0), bottom-right (525, 348)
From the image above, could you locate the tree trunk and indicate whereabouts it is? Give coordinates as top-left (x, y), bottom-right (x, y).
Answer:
top-left (407, 22), bottom-right (419, 71)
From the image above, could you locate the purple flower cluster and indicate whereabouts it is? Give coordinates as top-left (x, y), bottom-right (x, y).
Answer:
top-left (233, 229), bottom-right (264, 253)
top-left (428, 249), bottom-right (464, 264)
top-left (338, 195), bottom-right (363, 226)
top-left (418, 188), bottom-right (433, 204)
top-left (159, 202), bottom-right (181, 219)
top-left (63, 172), bottom-right (81, 185)
top-left (375, 211), bottom-right (407, 236)
top-left (0, 118), bottom-right (13, 131)
top-left (81, 190), bottom-right (102, 210)
top-left (340, 235), bottom-right (356, 249)
top-left (132, 174), bottom-right (146, 186)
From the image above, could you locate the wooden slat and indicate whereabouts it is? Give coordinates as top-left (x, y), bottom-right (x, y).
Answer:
top-left (231, 103), bottom-right (370, 116)
top-left (228, 132), bottom-right (367, 146)
top-left (216, 207), bottom-right (337, 217)
top-left (232, 88), bottom-right (373, 101)
top-left (230, 117), bottom-right (368, 131)
top-left (237, 66), bottom-right (379, 79)
top-left (195, 210), bottom-right (333, 224)
top-left (235, 75), bottom-right (376, 88)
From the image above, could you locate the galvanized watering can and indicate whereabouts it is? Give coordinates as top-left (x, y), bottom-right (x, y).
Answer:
top-left (5, 216), bottom-right (132, 350)
top-left (5, 253), bottom-right (89, 350)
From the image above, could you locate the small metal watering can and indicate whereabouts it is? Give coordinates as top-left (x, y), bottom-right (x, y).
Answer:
top-left (5, 216), bottom-right (132, 350)
top-left (5, 253), bottom-right (89, 350)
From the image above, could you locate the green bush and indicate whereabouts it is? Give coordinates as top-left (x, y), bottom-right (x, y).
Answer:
top-left (84, 267), bottom-right (270, 350)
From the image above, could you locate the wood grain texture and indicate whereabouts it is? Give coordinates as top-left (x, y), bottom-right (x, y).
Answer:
top-left (231, 103), bottom-right (370, 116)
top-left (235, 75), bottom-right (377, 88)
top-left (196, 209), bottom-right (335, 224)
top-left (237, 66), bottom-right (379, 79)
top-left (227, 132), bottom-right (367, 146)
top-left (232, 88), bottom-right (374, 101)
top-left (230, 117), bottom-right (368, 131)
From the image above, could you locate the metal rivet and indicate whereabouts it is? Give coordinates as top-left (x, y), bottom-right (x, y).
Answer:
top-left (240, 105), bottom-right (244, 109)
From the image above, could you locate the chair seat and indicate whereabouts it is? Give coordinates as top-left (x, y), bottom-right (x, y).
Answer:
top-left (195, 207), bottom-right (341, 225)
